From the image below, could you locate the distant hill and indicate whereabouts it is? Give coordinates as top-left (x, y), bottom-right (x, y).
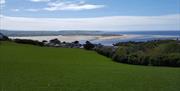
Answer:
top-left (0, 30), bottom-right (106, 37)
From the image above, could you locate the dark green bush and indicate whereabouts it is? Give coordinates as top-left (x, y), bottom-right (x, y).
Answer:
top-left (14, 39), bottom-right (44, 46)
top-left (83, 41), bottom-right (95, 50)
top-left (95, 40), bottom-right (180, 67)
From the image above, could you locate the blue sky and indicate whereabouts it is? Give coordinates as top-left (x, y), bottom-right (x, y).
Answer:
top-left (0, 0), bottom-right (180, 31)
top-left (1, 0), bottom-right (180, 18)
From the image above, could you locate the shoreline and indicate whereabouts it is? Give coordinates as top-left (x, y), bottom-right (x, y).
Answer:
top-left (10, 34), bottom-right (141, 42)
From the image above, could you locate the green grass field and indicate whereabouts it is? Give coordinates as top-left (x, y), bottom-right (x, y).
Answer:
top-left (0, 41), bottom-right (180, 91)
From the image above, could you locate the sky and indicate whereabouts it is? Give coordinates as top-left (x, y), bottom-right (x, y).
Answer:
top-left (0, 0), bottom-right (180, 31)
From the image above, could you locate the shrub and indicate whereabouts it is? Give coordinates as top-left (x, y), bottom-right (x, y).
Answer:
top-left (83, 41), bottom-right (95, 50)
top-left (14, 39), bottom-right (44, 46)
top-left (0, 33), bottom-right (9, 41)
top-left (95, 40), bottom-right (180, 67)
top-left (49, 38), bottom-right (61, 44)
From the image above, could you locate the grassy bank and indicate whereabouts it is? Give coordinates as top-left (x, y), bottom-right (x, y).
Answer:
top-left (0, 41), bottom-right (180, 91)
top-left (95, 40), bottom-right (180, 67)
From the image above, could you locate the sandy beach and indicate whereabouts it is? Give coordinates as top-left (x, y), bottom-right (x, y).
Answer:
top-left (10, 34), bottom-right (142, 42)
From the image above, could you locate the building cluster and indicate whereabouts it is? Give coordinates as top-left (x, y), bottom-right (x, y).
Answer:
top-left (43, 39), bottom-right (82, 48)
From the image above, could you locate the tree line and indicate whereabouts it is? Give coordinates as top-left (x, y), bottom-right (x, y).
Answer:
top-left (94, 40), bottom-right (180, 67)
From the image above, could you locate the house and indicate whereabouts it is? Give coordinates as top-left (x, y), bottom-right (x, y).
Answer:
top-left (45, 40), bottom-right (82, 48)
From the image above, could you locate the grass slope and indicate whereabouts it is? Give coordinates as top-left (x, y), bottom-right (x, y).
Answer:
top-left (0, 42), bottom-right (180, 91)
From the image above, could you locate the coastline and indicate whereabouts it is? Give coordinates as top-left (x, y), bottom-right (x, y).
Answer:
top-left (10, 34), bottom-right (141, 42)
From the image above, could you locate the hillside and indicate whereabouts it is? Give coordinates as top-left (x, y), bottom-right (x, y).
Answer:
top-left (0, 41), bottom-right (180, 91)
top-left (95, 40), bottom-right (180, 67)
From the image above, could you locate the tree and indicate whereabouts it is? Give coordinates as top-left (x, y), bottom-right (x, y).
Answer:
top-left (73, 41), bottom-right (79, 44)
top-left (83, 41), bottom-right (94, 50)
top-left (0, 33), bottom-right (9, 41)
top-left (49, 38), bottom-right (61, 44)
top-left (95, 40), bottom-right (180, 67)
top-left (42, 40), bottom-right (48, 43)
top-left (14, 39), bottom-right (44, 46)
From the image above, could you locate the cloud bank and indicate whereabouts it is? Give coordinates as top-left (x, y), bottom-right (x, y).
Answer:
top-left (0, 14), bottom-right (180, 31)
top-left (30, 0), bottom-right (50, 2)
top-left (44, 1), bottom-right (105, 11)
top-left (27, 0), bottom-right (105, 11)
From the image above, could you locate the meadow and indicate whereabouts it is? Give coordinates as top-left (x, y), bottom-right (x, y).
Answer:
top-left (0, 41), bottom-right (180, 91)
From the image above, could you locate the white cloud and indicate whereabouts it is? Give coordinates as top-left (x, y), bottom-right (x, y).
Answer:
top-left (26, 0), bottom-right (105, 11)
top-left (30, 0), bottom-right (50, 2)
top-left (0, 0), bottom-right (5, 8)
top-left (0, 14), bottom-right (180, 31)
top-left (44, 1), bottom-right (105, 11)
top-left (11, 9), bottom-right (20, 12)
top-left (26, 9), bottom-right (40, 12)
top-left (0, 0), bottom-right (5, 4)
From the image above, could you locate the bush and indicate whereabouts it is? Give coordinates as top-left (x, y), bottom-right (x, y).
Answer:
top-left (14, 39), bottom-right (44, 46)
top-left (0, 33), bottom-right (9, 41)
top-left (83, 41), bottom-right (95, 50)
top-left (95, 40), bottom-right (180, 67)
top-left (49, 38), bottom-right (61, 44)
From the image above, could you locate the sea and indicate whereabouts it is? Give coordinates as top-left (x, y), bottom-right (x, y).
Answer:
top-left (9, 31), bottom-right (180, 46)
top-left (88, 31), bottom-right (180, 45)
